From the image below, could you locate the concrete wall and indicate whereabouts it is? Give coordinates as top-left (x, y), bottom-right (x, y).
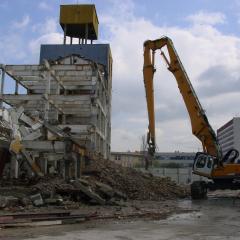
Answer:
top-left (40, 44), bottom-right (112, 76)
top-left (140, 167), bottom-right (205, 184)
top-left (111, 151), bottom-right (195, 168)
top-left (111, 152), bottom-right (143, 167)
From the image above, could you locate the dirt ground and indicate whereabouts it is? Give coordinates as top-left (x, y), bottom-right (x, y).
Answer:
top-left (2, 191), bottom-right (240, 240)
top-left (0, 199), bottom-right (191, 239)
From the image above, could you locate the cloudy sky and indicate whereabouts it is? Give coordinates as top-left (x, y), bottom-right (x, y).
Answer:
top-left (0, 0), bottom-right (240, 152)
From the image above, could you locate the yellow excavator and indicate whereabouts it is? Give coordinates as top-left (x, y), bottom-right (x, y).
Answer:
top-left (143, 36), bottom-right (240, 199)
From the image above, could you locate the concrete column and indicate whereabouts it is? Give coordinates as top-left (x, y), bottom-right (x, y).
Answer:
top-left (15, 81), bottom-right (18, 95)
top-left (62, 88), bottom-right (67, 124)
top-left (39, 158), bottom-right (48, 175)
top-left (65, 160), bottom-right (70, 179)
top-left (59, 158), bottom-right (65, 179)
top-left (63, 138), bottom-right (72, 180)
top-left (72, 153), bottom-right (78, 179)
top-left (44, 70), bottom-right (51, 121)
top-left (77, 154), bottom-right (81, 178)
top-left (10, 156), bottom-right (18, 179)
top-left (0, 68), bottom-right (5, 108)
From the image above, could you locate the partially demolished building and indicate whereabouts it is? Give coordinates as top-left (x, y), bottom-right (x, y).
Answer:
top-left (0, 4), bottom-right (112, 179)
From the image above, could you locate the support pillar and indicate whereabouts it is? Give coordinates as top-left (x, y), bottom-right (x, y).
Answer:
top-left (73, 153), bottom-right (78, 179)
top-left (10, 156), bottom-right (19, 179)
top-left (44, 70), bottom-right (51, 121)
top-left (63, 138), bottom-right (72, 180)
top-left (63, 24), bottom-right (67, 44)
top-left (85, 24), bottom-right (88, 44)
top-left (39, 158), bottom-right (48, 175)
top-left (0, 68), bottom-right (5, 108)
top-left (76, 154), bottom-right (81, 178)
top-left (15, 81), bottom-right (18, 95)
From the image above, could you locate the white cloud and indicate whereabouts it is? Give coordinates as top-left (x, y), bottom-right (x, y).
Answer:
top-left (0, 33), bottom-right (27, 63)
top-left (29, 18), bottom-right (62, 55)
top-left (32, 18), bottom-right (58, 35)
top-left (13, 15), bottom-right (30, 29)
top-left (29, 32), bottom-right (62, 54)
top-left (100, 2), bottom-right (240, 152)
top-left (38, 2), bottom-right (52, 11)
top-left (2, 0), bottom-right (240, 153)
top-left (186, 11), bottom-right (226, 26)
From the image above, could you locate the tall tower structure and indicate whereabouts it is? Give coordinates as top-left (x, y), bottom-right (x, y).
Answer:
top-left (0, 4), bottom-right (112, 178)
top-left (40, 4), bottom-right (112, 159)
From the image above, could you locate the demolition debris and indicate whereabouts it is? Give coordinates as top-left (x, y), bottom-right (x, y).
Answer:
top-left (0, 5), bottom-right (190, 229)
top-left (0, 158), bottom-right (188, 212)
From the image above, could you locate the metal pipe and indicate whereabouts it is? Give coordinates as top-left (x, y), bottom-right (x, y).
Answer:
top-left (63, 24), bottom-right (67, 44)
top-left (85, 24), bottom-right (88, 44)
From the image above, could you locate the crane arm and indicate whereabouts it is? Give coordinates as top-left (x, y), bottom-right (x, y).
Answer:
top-left (143, 36), bottom-right (221, 159)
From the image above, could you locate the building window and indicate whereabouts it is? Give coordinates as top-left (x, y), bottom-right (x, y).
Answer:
top-left (115, 155), bottom-right (121, 161)
top-left (196, 156), bottom-right (206, 168)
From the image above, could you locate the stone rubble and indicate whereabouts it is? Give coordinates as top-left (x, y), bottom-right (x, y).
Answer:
top-left (0, 158), bottom-right (189, 211)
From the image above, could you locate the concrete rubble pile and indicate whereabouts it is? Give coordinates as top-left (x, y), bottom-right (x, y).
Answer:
top-left (0, 158), bottom-right (188, 211)
top-left (0, 104), bottom-right (188, 211)
top-left (0, 177), bottom-right (125, 211)
top-left (0, 106), bottom-right (86, 179)
top-left (85, 158), bottom-right (189, 201)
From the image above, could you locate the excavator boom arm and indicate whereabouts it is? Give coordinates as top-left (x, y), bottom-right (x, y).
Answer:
top-left (143, 37), bottom-right (221, 159)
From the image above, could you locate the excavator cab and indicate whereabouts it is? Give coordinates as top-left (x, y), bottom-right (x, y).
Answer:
top-left (191, 152), bottom-right (214, 199)
top-left (192, 152), bottom-right (214, 179)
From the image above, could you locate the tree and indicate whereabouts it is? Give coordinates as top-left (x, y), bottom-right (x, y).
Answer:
top-left (140, 134), bottom-right (147, 152)
top-left (140, 134), bottom-right (150, 170)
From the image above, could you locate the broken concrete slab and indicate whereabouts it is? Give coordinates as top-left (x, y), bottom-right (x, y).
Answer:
top-left (45, 195), bottom-right (63, 205)
top-left (0, 196), bottom-right (19, 209)
top-left (30, 193), bottom-right (44, 206)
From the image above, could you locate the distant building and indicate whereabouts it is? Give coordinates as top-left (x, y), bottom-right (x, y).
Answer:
top-left (217, 117), bottom-right (240, 155)
top-left (155, 152), bottom-right (195, 167)
top-left (110, 151), bottom-right (195, 168)
top-left (110, 152), bottom-right (143, 167)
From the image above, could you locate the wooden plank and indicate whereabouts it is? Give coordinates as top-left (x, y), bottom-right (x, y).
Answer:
top-left (2, 211), bottom-right (70, 219)
top-left (0, 220), bottom-right (62, 227)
